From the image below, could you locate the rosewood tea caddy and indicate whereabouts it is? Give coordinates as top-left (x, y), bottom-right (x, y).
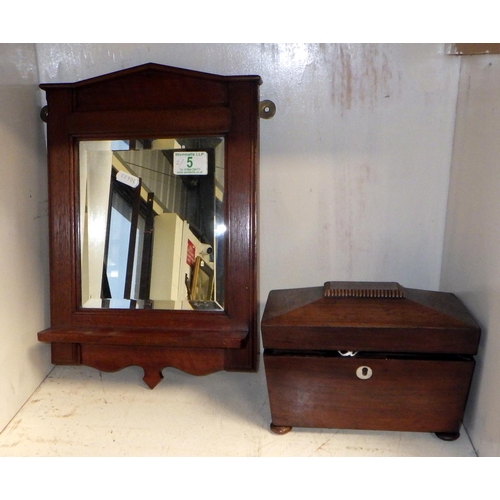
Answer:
top-left (262, 281), bottom-right (480, 440)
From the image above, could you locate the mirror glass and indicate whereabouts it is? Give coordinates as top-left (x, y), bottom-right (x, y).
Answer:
top-left (79, 137), bottom-right (225, 311)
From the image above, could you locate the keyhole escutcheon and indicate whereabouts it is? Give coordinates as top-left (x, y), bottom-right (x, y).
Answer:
top-left (356, 365), bottom-right (373, 380)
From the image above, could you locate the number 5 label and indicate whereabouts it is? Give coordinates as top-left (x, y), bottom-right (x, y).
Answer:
top-left (173, 151), bottom-right (208, 175)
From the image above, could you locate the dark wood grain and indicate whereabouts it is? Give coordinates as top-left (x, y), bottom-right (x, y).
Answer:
top-left (262, 285), bottom-right (480, 354)
top-left (80, 344), bottom-right (226, 389)
top-left (38, 63), bottom-right (261, 386)
top-left (264, 353), bottom-right (474, 433)
top-left (262, 282), bottom-right (481, 436)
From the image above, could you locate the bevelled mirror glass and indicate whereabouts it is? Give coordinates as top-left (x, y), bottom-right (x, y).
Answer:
top-left (79, 137), bottom-right (225, 310)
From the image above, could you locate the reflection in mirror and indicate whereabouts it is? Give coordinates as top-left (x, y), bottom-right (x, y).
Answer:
top-left (79, 137), bottom-right (225, 311)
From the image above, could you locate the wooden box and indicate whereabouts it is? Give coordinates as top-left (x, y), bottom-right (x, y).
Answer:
top-left (261, 282), bottom-right (481, 440)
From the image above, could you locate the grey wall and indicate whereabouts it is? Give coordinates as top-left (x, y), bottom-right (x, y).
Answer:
top-left (441, 52), bottom-right (500, 457)
top-left (35, 43), bottom-right (460, 301)
top-left (0, 43), bottom-right (51, 430)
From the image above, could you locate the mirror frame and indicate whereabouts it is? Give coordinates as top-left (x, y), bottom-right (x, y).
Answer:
top-left (38, 63), bottom-right (261, 388)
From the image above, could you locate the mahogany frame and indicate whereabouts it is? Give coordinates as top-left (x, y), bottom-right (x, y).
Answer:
top-left (38, 63), bottom-right (261, 388)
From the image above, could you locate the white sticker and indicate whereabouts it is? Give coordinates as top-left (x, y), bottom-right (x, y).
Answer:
top-left (116, 171), bottom-right (140, 188)
top-left (173, 151), bottom-right (208, 175)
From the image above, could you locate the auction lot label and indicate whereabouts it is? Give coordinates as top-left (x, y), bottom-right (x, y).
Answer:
top-left (173, 151), bottom-right (208, 175)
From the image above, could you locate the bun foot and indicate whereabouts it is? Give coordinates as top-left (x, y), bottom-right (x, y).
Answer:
top-left (270, 423), bottom-right (292, 435)
top-left (435, 432), bottom-right (460, 441)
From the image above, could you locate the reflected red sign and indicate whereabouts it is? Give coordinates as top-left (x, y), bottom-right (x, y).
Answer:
top-left (187, 239), bottom-right (196, 266)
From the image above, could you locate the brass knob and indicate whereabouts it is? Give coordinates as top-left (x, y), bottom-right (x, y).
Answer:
top-left (40, 105), bottom-right (48, 122)
top-left (259, 100), bottom-right (276, 119)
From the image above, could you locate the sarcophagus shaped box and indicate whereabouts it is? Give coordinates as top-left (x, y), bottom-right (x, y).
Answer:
top-left (261, 282), bottom-right (480, 440)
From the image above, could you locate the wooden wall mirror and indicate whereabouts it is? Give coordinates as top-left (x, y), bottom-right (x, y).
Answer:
top-left (38, 63), bottom-right (261, 388)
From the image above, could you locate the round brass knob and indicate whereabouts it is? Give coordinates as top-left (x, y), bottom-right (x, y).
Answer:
top-left (259, 100), bottom-right (276, 119)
